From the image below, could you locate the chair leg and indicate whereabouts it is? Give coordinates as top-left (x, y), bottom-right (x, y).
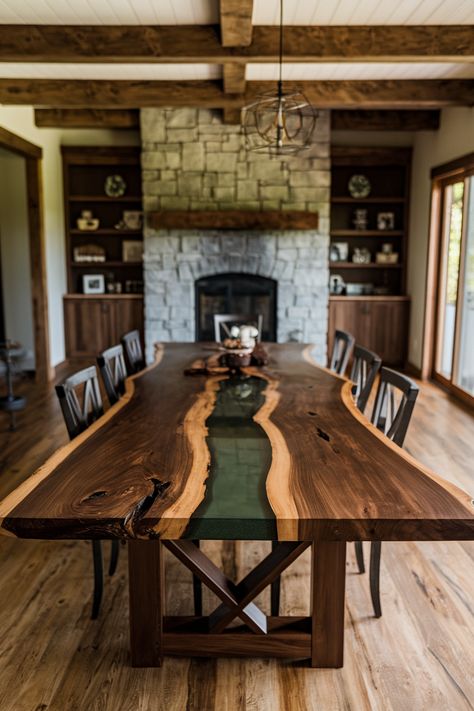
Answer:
top-left (354, 541), bottom-right (365, 574)
top-left (91, 540), bottom-right (104, 620)
top-left (270, 540), bottom-right (281, 616)
top-left (108, 540), bottom-right (120, 576)
top-left (192, 540), bottom-right (203, 616)
top-left (369, 541), bottom-right (382, 618)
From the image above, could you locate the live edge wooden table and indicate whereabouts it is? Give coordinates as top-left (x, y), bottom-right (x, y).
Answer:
top-left (0, 343), bottom-right (473, 668)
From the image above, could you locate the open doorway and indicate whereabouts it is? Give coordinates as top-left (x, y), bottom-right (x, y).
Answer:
top-left (0, 127), bottom-right (50, 383)
top-left (0, 148), bottom-right (35, 372)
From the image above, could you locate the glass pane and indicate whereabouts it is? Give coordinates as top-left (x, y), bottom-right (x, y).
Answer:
top-left (438, 181), bottom-right (464, 379)
top-left (455, 177), bottom-right (474, 395)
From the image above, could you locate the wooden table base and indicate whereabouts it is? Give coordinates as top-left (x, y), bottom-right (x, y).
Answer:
top-left (128, 540), bottom-right (346, 668)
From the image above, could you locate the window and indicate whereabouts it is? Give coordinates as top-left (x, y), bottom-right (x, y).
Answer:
top-left (431, 155), bottom-right (474, 403)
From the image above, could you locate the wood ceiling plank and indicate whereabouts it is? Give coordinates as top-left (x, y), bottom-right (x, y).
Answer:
top-left (0, 25), bottom-right (471, 62)
top-left (223, 64), bottom-right (246, 93)
top-left (219, 0), bottom-right (253, 47)
top-left (34, 108), bottom-right (139, 128)
top-left (2, 79), bottom-right (472, 109)
top-left (331, 109), bottom-right (441, 131)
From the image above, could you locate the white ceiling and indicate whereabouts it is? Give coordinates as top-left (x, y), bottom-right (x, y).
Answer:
top-left (0, 62), bottom-right (472, 81)
top-left (0, 0), bottom-right (472, 25)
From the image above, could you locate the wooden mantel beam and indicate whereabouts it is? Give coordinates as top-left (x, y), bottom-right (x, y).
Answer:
top-left (219, 1), bottom-right (253, 47)
top-left (3, 79), bottom-right (472, 109)
top-left (0, 25), bottom-right (472, 62)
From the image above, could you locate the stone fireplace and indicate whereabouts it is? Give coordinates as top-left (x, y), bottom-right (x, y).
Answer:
top-left (140, 108), bottom-right (331, 364)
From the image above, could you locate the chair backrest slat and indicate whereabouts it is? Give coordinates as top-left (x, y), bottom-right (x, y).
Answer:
top-left (330, 329), bottom-right (355, 376)
top-left (350, 344), bottom-right (382, 413)
top-left (213, 314), bottom-right (263, 343)
top-left (371, 367), bottom-right (419, 447)
top-left (121, 330), bottom-right (145, 374)
top-left (55, 365), bottom-right (104, 440)
top-left (97, 344), bottom-right (127, 406)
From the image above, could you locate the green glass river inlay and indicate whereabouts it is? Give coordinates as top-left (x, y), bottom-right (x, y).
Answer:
top-left (185, 375), bottom-right (277, 540)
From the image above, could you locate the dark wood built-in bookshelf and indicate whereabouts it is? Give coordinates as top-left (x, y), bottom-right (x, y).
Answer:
top-left (328, 146), bottom-right (412, 365)
top-left (61, 146), bottom-right (144, 358)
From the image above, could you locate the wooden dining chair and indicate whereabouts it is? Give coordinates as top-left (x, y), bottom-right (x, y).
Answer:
top-left (213, 314), bottom-right (263, 343)
top-left (97, 344), bottom-right (128, 406)
top-left (55, 365), bottom-right (120, 619)
top-left (355, 367), bottom-right (419, 617)
top-left (329, 329), bottom-right (355, 376)
top-left (121, 330), bottom-right (145, 374)
top-left (350, 345), bottom-right (382, 414)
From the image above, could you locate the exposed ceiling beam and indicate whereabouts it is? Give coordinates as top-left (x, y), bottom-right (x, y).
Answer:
top-left (331, 109), bottom-right (441, 131)
top-left (219, 1), bottom-right (253, 48)
top-left (0, 25), bottom-right (472, 62)
top-left (223, 64), bottom-right (247, 94)
top-left (34, 108), bottom-right (140, 128)
top-left (2, 79), bottom-right (472, 109)
top-left (34, 107), bottom-right (441, 131)
top-left (222, 108), bottom-right (242, 124)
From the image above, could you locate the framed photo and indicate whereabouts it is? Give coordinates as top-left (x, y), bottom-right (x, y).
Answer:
top-left (83, 274), bottom-right (105, 294)
top-left (377, 212), bottom-right (395, 230)
top-left (122, 240), bottom-right (143, 263)
top-left (329, 242), bottom-right (349, 262)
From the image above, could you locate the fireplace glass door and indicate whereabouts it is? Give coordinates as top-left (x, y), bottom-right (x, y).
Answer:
top-left (195, 273), bottom-right (277, 342)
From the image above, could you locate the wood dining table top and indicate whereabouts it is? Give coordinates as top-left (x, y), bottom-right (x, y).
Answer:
top-left (0, 342), bottom-right (473, 543)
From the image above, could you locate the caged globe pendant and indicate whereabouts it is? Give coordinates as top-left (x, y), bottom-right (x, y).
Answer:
top-left (241, 0), bottom-right (317, 155)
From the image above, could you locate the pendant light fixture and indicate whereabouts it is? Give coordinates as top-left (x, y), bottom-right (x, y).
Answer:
top-left (241, 0), bottom-right (318, 155)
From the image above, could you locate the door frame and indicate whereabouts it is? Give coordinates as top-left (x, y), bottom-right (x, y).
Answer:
top-left (0, 126), bottom-right (51, 383)
top-left (421, 152), bottom-right (474, 407)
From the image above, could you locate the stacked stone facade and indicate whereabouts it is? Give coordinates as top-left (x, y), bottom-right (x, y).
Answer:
top-left (140, 108), bottom-right (331, 363)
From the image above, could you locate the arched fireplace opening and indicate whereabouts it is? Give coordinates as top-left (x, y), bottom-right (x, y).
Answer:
top-left (195, 273), bottom-right (277, 342)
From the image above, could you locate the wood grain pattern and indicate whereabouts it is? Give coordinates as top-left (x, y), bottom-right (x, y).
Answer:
top-left (223, 64), bottom-right (246, 94)
top-left (219, 0), bottom-right (253, 47)
top-left (35, 108), bottom-right (140, 129)
top-left (148, 210), bottom-right (319, 230)
top-left (1, 25), bottom-right (471, 62)
top-left (332, 109), bottom-right (441, 131)
top-left (34, 107), bottom-right (440, 131)
top-left (0, 343), bottom-right (472, 544)
top-left (0, 79), bottom-right (471, 109)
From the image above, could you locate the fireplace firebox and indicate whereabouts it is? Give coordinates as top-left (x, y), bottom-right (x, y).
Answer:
top-left (195, 273), bottom-right (277, 342)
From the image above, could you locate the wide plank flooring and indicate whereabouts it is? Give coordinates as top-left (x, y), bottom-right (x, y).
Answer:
top-left (0, 369), bottom-right (472, 711)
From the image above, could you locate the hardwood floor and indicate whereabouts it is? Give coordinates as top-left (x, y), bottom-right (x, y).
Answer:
top-left (0, 370), bottom-right (472, 710)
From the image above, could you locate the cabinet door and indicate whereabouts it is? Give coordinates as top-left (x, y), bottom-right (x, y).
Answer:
top-left (64, 298), bottom-right (116, 358)
top-left (328, 300), bottom-right (371, 363)
top-left (328, 299), bottom-right (409, 368)
top-left (113, 298), bottom-right (144, 344)
top-left (367, 301), bottom-right (409, 366)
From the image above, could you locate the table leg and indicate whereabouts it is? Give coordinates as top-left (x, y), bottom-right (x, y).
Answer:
top-left (311, 541), bottom-right (346, 668)
top-left (128, 540), bottom-right (164, 667)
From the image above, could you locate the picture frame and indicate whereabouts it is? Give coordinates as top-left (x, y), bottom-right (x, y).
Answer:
top-left (122, 240), bottom-right (143, 263)
top-left (83, 274), bottom-right (105, 294)
top-left (377, 212), bottom-right (395, 230)
top-left (329, 242), bottom-right (349, 262)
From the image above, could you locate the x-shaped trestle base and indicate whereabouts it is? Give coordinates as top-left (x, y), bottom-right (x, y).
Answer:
top-left (164, 540), bottom-right (311, 634)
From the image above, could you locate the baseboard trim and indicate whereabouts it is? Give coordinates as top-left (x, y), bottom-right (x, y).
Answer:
top-left (404, 362), bottom-right (422, 379)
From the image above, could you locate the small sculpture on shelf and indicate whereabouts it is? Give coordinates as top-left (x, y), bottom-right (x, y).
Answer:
top-left (115, 210), bottom-right (143, 231)
top-left (76, 209), bottom-right (99, 231)
top-left (376, 243), bottom-right (399, 264)
top-left (104, 174), bottom-right (126, 197)
top-left (353, 208), bottom-right (368, 230)
top-left (352, 247), bottom-right (372, 264)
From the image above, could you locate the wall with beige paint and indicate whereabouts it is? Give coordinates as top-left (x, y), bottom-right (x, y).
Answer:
top-left (0, 106), bottom-right (139, 368)
top-left (408, 107), bottom-right (474, 369)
